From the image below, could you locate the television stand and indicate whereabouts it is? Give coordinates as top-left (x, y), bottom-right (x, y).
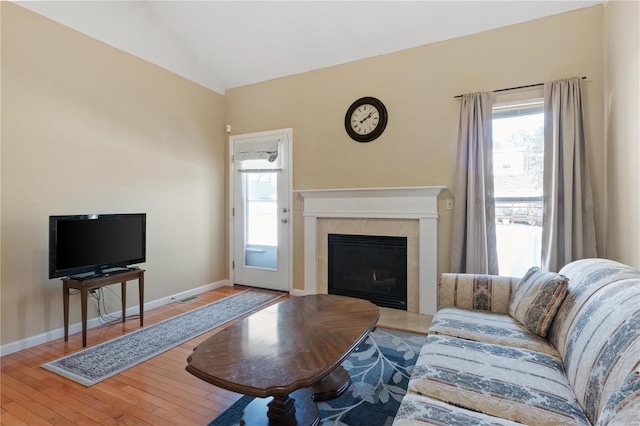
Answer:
top-left (63, 269), bottom-right (144, 347)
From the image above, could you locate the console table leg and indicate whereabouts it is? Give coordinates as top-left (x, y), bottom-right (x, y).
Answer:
top-left (81, 288), bottom-right (88, 347)
top-left (138, 274), bottom-right (144, 326)
top-left (121, 281), bottom-right (126, 323)
top-left (63, 283), bottom-right (69, 342)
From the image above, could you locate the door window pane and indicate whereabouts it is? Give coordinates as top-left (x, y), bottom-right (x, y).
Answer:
top-left (244, 172), bottom-right (278, 269)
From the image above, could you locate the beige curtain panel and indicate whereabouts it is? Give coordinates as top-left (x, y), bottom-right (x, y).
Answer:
top-left (541, 77), bottom-right (597, 272)
top-left (451, 92), bottom-right (499, 275)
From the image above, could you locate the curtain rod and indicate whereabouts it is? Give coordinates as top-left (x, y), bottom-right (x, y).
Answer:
top-left (453, 76), bottom-right (587, 99)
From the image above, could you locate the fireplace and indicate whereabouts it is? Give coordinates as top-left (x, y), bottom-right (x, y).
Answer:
top-left (328, 234), bottom-right (408, 310)
top-left (296, 186), bottom-right (446, 315)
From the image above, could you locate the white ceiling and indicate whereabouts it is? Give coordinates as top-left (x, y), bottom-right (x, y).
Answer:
top-left (16, 1), bottom-right (605, 94)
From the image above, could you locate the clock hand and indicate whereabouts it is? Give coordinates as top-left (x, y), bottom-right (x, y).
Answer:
top-left (360, 112), bottom-right (373, 124)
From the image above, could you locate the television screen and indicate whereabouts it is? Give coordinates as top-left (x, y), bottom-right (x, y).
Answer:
top-left (49, 213), bottom-right (146, 278)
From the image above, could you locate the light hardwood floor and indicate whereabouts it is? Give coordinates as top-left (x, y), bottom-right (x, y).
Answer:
top-left (0, 287), bottom-right (429, 425)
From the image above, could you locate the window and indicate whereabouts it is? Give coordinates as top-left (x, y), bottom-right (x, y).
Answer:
top-left (493, 99), bottom-right (544, 277)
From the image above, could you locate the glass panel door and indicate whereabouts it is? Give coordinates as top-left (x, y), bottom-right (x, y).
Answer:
top-left (231, 129), bottom-right (291, 292)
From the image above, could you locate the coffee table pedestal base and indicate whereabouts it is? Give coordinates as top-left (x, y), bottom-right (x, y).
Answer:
top-left (241, 388), bottom-right (319, 426)
top-left (240, 367), bottom-right (351, 426)
top-left (311, 366), bottom-right (350, 402)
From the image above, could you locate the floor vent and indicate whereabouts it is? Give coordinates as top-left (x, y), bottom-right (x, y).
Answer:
top-left (174, 295), bottom-right (199, 304)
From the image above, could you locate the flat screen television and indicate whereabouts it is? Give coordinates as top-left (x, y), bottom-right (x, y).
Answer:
top-left (49, 213), bottom-right (146, 279)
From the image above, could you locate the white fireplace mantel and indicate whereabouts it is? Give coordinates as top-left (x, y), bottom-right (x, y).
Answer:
top-left (295, 186), bottom-right (446, 315)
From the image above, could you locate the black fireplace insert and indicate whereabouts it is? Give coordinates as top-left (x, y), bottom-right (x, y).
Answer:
top-left (328, 234), bottom-right (407, 310)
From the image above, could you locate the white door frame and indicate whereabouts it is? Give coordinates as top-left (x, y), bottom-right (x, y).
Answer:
top-left (228, 128), bottom-right (293, 292)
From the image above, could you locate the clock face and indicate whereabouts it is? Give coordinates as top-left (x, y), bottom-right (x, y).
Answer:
top-left (350, 104), bottom-right (380, 136)
top-left (344, 97), bottom-right (388, 142)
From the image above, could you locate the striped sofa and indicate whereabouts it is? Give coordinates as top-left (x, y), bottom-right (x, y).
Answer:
top-left (393, 258), bottom-right (640, 425)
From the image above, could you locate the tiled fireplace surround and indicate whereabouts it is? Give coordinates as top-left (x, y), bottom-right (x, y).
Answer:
top-left (296, 187), bottom-right (446, 316)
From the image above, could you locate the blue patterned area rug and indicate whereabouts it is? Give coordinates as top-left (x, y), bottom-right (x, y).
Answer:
top-left (209, 328), bottom-right (428, 426)
top-left (42, 289), bottom-right (283, 386)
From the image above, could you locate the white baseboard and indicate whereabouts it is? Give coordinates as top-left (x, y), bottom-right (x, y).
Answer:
top-left (289, 288), bottom-right (309, 297)
top-left (0, 279), bottom-right (232, 356)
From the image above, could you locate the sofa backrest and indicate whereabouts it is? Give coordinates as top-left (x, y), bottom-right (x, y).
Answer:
top-left (548, 258), bottom-right (640, 424)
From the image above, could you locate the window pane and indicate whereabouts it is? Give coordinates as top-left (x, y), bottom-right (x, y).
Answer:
top-left (493, 105), bottom-right (544, 277)
top-left (493, 113), bottom-right (544, 197)
top-left (495, 200), bottom-right (543, 276)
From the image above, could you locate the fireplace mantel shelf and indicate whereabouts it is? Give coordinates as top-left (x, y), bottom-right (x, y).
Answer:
top-left (296, 186), bottom-right (447, 316)
top-left (294, 186), bottom-right (447, 197)
top-left (295, 186), bottom-right (447, 219)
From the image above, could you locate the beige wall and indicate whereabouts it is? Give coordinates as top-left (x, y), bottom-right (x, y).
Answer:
top-left (3, 2), bottom-right (634, 350)
top-left (225, 6), bottom-right (606, 290)
top-left (1, 3), bottom-right (227, 346)
top-left (604, 0), bottom-right (640, 269)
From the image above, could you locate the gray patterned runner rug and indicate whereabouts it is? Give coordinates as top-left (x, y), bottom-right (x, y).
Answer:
top-left (42, 289), bottom-right (284, 386)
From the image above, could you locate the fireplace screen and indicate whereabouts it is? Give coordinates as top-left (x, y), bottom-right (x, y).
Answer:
top-left (328, 234), bottom-right (407, 310)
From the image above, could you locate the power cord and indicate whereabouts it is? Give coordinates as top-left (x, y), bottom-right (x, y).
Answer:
top-left (70, 287), bottom-right (141, 325)
top-left (88, 288), bottom-right (121, 323)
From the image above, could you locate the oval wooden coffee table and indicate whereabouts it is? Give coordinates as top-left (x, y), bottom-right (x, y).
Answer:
top-left (186, 294), bottom-right (379, 426)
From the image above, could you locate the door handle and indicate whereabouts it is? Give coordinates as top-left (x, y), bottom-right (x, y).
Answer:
top-left (281, 218), bottom-right (288, 224)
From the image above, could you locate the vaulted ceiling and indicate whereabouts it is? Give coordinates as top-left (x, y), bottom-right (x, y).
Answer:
top-left (16, 1), bottom-right (605, 94)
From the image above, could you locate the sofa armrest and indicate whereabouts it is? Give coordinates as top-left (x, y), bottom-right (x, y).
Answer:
top-left (438, 273), bottom-right (519, 314)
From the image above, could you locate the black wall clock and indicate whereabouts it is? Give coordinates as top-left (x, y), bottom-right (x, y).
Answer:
top-left (344, 97), bottom-right (388, 143)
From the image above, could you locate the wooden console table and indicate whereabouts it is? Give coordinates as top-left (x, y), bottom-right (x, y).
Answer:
top-left (63, 269), bottom-right (144, 347)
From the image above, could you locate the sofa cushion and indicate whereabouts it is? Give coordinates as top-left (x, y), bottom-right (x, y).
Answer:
top-left (509, 266), bottom-right (568, 337)
top-left (596, 370), bottom-right (640, 426)
top-left (393, 392), bottom-right (522, 426)
top-left (429, 307), bottom-right (561, 359)
top-left (438, 273), bottom-right (517, 314)
top-left (409, 334), bottom-right (590, 425)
